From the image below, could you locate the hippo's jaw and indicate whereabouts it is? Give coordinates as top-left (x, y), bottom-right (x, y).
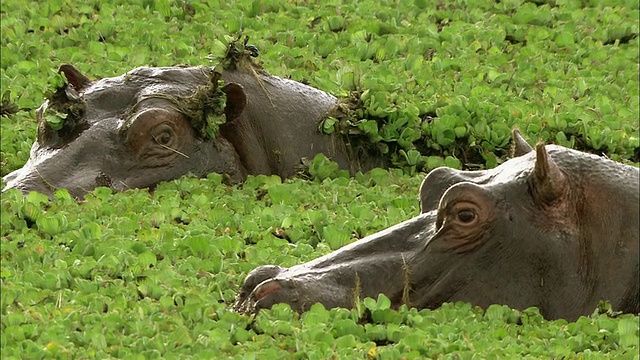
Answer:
top-left (233, 212), bottom-right (438, 314)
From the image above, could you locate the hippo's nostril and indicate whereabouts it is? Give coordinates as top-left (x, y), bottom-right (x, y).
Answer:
top-left (95, 172), bottom-right (113, 188)
top-left (239, 265), bottom-right (285, 296)
top-left (254, 280), bottom-right (283, 301)
top-left (233, 266), bottom-right (287, 314)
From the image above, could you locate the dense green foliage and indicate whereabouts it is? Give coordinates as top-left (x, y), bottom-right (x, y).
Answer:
top-left (2, 175), bottom-right (639, 358)
top-left (1, 0), bottom-right (638, 358)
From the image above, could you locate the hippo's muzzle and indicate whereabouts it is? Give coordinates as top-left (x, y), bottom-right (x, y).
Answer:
top-left (234, 265), bottom-right (285, 313)
top-left (233, 212), bottom-right (438, 314)
top-left (234, 266), bottom-right (361, 314)
top-left (2, 165), bottom-right (56, 198)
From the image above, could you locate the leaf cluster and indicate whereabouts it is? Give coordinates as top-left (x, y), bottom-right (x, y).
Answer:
top-left (3, 171), bottom-right (638, 358)
top-left (0, 91), bottom-right (20, 117)
top-left (39, 73), bottom-right (86, 144)
top-left (1, 169), bottom-right (422, 358)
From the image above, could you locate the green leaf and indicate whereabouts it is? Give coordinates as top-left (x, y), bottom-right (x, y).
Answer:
top-left (268, 184), bottom-right (293, 204)
top-left (170, 325), bottom-right (193, 345)
top-left (485, 304), bottom-right (509, 321)
top-left (414, 0), bottom-right (428, 9)
top-left (436, 128), bottom-right (456, 147)
top-left (309, 153), bottom-right (341, 181)
top-left (184, 235), bottom-right (212, 257)
top-left (138, 251), bottom-right (157, 268)
top-left (16, 60), bottom-right (37, 75)
top-left (454, 126), bottom-right (467, 138)
top-left (81, 223), bottom-right (102, 240)
top-left (320, 117), bottom-right (337, 134)
top-left (45, 114), bottom-right (66, 131)
top-left (363, 297), bottom-right (377, 311)
top-left (334, 334), bottom-right (357, 349)
top-left (444, 156), bottom-right (461, 169)
top-left (376, 293), bottom-right (391, 311)
top-left (36, 215), bottom-right (65, 236)
top-left (400, 149), bottom-right (422, 166)
top-left (327, 16), bottom-right (345, 32)
top-left (426, 156), bottom-right (445, 171)
top-left (53, 188), bottom-right (72, 201)
top-left (556, 31), bottom-right (575, 47)
top-left (25, 191), bottom-right (48, 206)
top-left (357, 120), bottom-right (381, 142)
top-left (322, 224), bottom-right (351, 250)
top-left (487, 69), bottom-right (502, 82)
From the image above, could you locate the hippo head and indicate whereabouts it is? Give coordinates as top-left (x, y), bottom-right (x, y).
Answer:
top-left (2, 64), bottom-right (249, 198)
top-left (235, 130), bottom-right (640, 320)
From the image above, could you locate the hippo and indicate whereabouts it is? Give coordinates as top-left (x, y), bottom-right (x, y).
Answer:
top-left (2, 54), bottom-right (384, 198)
top-left (234, 130), bottom-right (640, 320)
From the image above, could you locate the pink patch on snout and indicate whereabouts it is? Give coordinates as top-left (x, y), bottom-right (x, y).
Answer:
top-left (254, 281), bottom-right (282, 301)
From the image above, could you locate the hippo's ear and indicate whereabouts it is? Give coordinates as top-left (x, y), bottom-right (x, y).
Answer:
top-left (59, 64), bottom-right (92, 92)
top-left (531, 143), bottom-right (568, 206)
top-left (512, 129), bottom-right (533, 157)
top-left (222, 83), bottom-right (247, 122)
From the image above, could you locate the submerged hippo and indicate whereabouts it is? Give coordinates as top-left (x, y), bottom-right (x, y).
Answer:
top-left (3, 59), bottom-right (383, 198)
top-left (235, 130), bottom-right (639, 320)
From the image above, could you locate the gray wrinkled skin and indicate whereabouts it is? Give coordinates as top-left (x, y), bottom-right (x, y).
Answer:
top-left (3, 65), bottom-right (384, 198)
top-left (235, 131), bottom-right (640, 320)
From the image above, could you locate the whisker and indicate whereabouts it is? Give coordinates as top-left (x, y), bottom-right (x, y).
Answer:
top-left (152, 136), bottom-right (190, 159)
top-left (34, 166), bottom-right (57, 192)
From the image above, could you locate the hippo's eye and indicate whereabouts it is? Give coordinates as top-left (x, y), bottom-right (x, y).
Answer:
top-left (155, 131), bottom-right (172, 145)
top-left (457, 209), bottom-right (476, 223)
top-left (150, 123), bottom-right (175, 147)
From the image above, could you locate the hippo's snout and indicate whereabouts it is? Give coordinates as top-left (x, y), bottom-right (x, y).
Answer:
top-left (233, 264), bottom-right (352, 314)
top-left (235, 273), bottom-right (331, 314)
top-left (2, 169), bottom-right (18, 186)
top-left (235, 278), bottom-right (296, 314)
top-left (233, 265), bottom-right (286, 313)
top-left (237, 265), bottom-right (285, 297)
top-left (233, 213), bottom-right (438, 315)
top-left (253, 279), bottom-right (284, 301)
top-left (2, 167), bottom-right (55, 198)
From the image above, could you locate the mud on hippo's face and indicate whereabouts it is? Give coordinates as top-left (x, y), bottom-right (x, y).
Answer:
top-left (235, 130), bottom-right (640, 320)
top-left (2, 64), bottom-right (248, 198)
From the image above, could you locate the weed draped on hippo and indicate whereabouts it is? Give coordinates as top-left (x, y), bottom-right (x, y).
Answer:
top-left (234, 130), bottom-right (640, 320)
top-left (3, 51), bottom-right (384, 198)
